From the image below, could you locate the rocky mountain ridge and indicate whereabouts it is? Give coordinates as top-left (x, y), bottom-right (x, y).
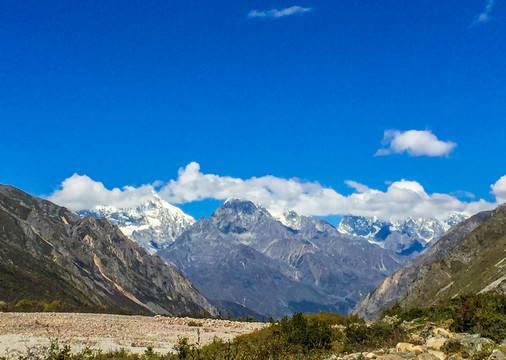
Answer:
top-left (0, 184), bottom-right (217, 316)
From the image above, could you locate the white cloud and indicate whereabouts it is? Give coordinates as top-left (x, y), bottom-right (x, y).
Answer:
top-left (247, 6), bottom-right (312, 19)
top-left (472, 0), bottom-right (495, 26)
top-left (344, 180), bottom-right (371, 193)
top-left (48, 174), bottom-right (156, 211)
top-left (491, 175), bottom-right (506, 204)
top-left (375, 130), bottom-right (457, 157)
top-left (450, 190), bottom-right (476, 200)
top-left (48, 162), bottom-right (504, 221)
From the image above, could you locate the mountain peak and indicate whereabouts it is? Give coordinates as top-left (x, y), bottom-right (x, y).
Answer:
top-left (221, 198), bottom-right (259, 214)
top-left (77, 195), bottom-right (195, 254)
top-left (220, 198), bottom-right (270, 216)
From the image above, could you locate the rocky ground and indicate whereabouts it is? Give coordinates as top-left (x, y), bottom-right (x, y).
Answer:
top-left (0, 312), bottom-right (266, 356)
top-left (327, 317), bottom-right (506, 360)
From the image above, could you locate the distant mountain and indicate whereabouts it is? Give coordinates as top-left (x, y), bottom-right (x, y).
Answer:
top-left (77, 193), bottom-right (467, 260)
top-left (353, 205), bottom-right (505, 320)
top-left (77, 193), bottom-right (195, 254)
top-left (337, 214), bottom-right (467, 257)
top-left (157, 199), bottom-right (406, 318)
top-left (0, 184), bottom-right (217, 316)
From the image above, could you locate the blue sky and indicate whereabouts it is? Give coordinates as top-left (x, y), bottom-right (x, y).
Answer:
top-left (1, 1), bottom-right (505, 221)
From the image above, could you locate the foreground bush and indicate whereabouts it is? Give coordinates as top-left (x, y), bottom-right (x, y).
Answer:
top-left (383, 292), bottom-right (506, 342)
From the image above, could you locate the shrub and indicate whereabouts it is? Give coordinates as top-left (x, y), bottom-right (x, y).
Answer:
top-left (441, 339), bottom-right (465, 355)
top-left (187, 320), bottom-right (202, 327)
top-left (307, 311), bottom-right (364, 327)
top-left (342, 321), bottom-right (407, 353)
top-left (15, 298), bottom-right (42, 311)
top-left (279, 313), bottom-right (332, 350)
top-left (383, 293), bottom-right (506, 343)
top-left (173, 337), bottom-right (197, 359)
top-left (44, 300), bottom-right (64, 312)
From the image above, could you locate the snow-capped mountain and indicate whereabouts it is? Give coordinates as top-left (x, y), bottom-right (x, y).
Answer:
top-left (77, 193), bottom-right (195, 254)
top-left (337, 214), bottom-right (468, 256)
top-left (157, 199), bottom-right (407, 318)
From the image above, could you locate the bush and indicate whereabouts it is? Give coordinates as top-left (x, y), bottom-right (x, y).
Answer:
top-left (15, 299), bottom-right (42, 311)
top-left (342, 321), bottom-right (407, 353)
top-left (279, 313), bottom-right (332, 350)
top-left (447, 293), bottom-right (506, 342)
top-left (441, 339), bottom-right (465, 355)
top-left (173, 337), bottom-right (197, 359)
top-left (44, 300), bottom-right (64, 312)
top-left (382, 293), bottom-right (506, 343)
top-left (306, 312), bottom-right (364, 327)
top-left (187, 321), bottom-right (202, 327)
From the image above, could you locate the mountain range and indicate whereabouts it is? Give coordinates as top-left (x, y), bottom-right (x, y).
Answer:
top-left (156, 199), bottom-right (406, 318)
top-left (337, 214), bottom-right (467, 257)
top-left (76, 195), bottom-right (472, 318)
top-left (2, 182), bottom-right (503, 322)
top-left (0, 184), bottom-right (217, 316)
top-left (80, 195), bottom-right (467, 260)
top-left (353, 204), bottom-right (506, 320)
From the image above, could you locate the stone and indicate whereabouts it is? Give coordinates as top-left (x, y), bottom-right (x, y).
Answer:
top-left (426, 350), bottom-right (446, 360)
top-left (456, 334), bottom-right (495, 355)
top-left (376, 355), bottom-right (409, 360)
top-left (489, 349), bottom-right (506, 360)
top-left (416, 353), bottom-right (443, 360)
top-left (410, 333), bottom-right (424, 343)
top-left (342, 353), bottom-right (365, 360)
top-left (433, 328), bottom-right (454, 339)
top-left (396, 342), bottom-right (423, 354)
top-left (323, 355), bottom-right (338, 360)
top-left (426, 336), bottom-right (447, 350)
top-left (383, 315), bottom-right (400, 325)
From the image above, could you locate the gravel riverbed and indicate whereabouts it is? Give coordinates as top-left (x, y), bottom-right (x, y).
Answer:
top-left (0, 312), bottom-right (266, 356)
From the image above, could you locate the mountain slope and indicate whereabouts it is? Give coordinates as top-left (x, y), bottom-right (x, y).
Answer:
top-left (158, 199), bottom-right (406, 318)
top-left (0, 184), bottom-right (217, 316)
top-left (353, 205), bottom-right (504, 320)
top-left (77, 194), bottom-right (195, 254)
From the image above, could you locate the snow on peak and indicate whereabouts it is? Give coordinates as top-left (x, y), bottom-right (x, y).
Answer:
top-left (77, 194), bottom-right (195, 254)
top-left (337, 213), bottom-right (469, 256)
top-left (274, 209), bottom-right (303, 230)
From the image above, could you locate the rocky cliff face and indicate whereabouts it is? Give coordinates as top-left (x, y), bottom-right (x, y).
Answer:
top-left (353, 206), bottom-right (503, 320)
top-left (0, 184), bottom-right (217, 316)
top-left (157, 199), bottom-right (406, 318)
